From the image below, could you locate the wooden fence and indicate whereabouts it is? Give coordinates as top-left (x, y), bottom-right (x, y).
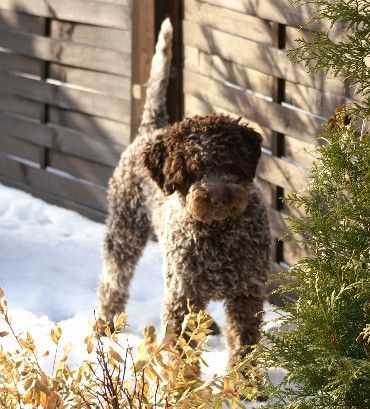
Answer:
top-left (0, 0), bottom-right (358, 272)
top-left (0, 0), bottom-right (132, 221)
top-left (182, 0), bottom-right (358, 273)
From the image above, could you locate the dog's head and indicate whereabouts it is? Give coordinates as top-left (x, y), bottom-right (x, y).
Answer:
top-left (143, 114), bottom-right (262, 222)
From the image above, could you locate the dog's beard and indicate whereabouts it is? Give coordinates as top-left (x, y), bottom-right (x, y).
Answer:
top-left (185, 184), bottom-right (249, 223)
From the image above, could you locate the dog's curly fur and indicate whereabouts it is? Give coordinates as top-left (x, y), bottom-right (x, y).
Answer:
top-left (97, 19), bottom-right (271, 368)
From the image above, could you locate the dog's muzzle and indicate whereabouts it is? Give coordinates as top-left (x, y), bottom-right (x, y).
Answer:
top-left (185, 183), bottom-right (249, 222)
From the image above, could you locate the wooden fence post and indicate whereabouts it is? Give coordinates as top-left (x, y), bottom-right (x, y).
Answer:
top-left (130, 0), bottom-right (183, 140)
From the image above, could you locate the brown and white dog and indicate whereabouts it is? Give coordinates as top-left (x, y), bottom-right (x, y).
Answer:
top-left (97, 19), bottom-right (271, 368)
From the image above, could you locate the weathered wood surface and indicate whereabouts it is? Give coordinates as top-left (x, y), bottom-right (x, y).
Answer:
top-left (48, 107), bottom-right (130, 146)
top-left (0, 134), bottom-right (45, 164)
top-left (184, 70), bottom-right (322, 141)
top-left (0, 95), bottom-right (43, 119)
top-left (0, 0), bottom-right (131, 29)
top-left (0, 112), bottom-right (124, 167)
top-left (0, 50), bottom-right (43, 76)
top-left (185, 0), bottom-right (273, 45)
top-left (47, 150), bottom-right (113, 187)
top-left (0, 9), bottom-right (44, 34)
top-left (0, 170), bottom-right (107, 223)
top-left (0, 154), bottom-right (108, 212)
top-left (48, 64), bottom-right (131, 98)
top-left (199, 0), bottom-right (328, 29)
top-left (0, 28), bottom-right (131, 76)
top-left (0, 71), bottom-right (130, 122)
top-left (51, 20), bottom-right (131, 53)
top-left (183, 19), bottom-right (353, 97)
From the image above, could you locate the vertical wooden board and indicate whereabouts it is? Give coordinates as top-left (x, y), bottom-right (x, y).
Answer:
top-left (130, 0), bottom-right (156, 138)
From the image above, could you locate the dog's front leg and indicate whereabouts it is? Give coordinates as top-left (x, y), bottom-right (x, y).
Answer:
top-left (224, 286), bottom-right (265, 369)
top-left (162, 276), bottom-right (205, 338)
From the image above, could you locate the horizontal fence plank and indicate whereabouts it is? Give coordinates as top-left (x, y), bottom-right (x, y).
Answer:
top-left (0, 94), bottom-right (43, 119)
top-left (49, 64), bottom-right (131, 98)
top-left (0, 9), bottom-right (44, 34)
top-left (183, 20), bottom-right (350, 98)
top-left (51, 20), bottom-right (131, 53)
top-left (0, 71), bottom-right (130, 122)
top-left (0, 112), bottom-right (124, 166)
top-left (0, 172), bottom-right (106, 223)
top-left (285, 81), bottom-right (356, 118)
top-left (199, 0), bottom-right (327, 29)
top-left (0, 50), bottom-right (43, 76)
top-left (0, 0), bottom-right (131, 29)
top-left (0, 134), bottom-right (44, 164)
top-left (284, 239), bottom-right (310, 265)
top-left (47, 150), bottom-right (113, 187)
top-left (284, 135), bottom-right (315, 167)
top-left (184, 45), bottom-right (272, 97)
top-left (0, 28), bottom-right (131, 76)
top-left (184, 70), bottom-right (322, 141)
top-left (185, 0), bottom-right (273, 45)
top-left (0, 112), bottom-right (52, 147)
top-left (258, 154), bottom-right (308, 191)
top-left (95, 0), bottom-right (130, 5)
top-left (0, 154), bottom-right (107, 212)
top-left (48, 107), bottom-right (130, 146)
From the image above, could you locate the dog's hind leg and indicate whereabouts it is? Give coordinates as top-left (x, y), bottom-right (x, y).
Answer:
top-left (97, 179), bottom-right (151, 325)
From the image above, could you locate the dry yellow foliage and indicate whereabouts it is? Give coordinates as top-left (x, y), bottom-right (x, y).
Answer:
top-left (0, 287), bottom-right (260, 408)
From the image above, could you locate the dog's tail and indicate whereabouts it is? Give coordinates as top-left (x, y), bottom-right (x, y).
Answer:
top-left (139, 18), bottom-right (173, 133)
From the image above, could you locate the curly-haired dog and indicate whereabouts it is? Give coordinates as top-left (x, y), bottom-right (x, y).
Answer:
top-left (97, 19), bottom-right (271, 368)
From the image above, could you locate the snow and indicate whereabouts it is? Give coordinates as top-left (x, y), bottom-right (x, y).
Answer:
top-left (0, 183), bottom-right (282, 382)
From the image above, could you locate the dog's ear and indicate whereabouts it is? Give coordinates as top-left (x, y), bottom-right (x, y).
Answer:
top-left (143, 135), bottom-right (168, 192)
top-left (238, 126), bottom-right (262, 181)
top-left (143, 134), bottom-right (190, 196)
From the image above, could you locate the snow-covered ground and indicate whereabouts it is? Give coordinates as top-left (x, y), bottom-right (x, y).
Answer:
top-left (0, 183), bottom-right (280, 381)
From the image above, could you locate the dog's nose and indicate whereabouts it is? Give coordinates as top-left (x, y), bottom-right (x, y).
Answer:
top-left (210, 190), bottom-right (227, 206)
